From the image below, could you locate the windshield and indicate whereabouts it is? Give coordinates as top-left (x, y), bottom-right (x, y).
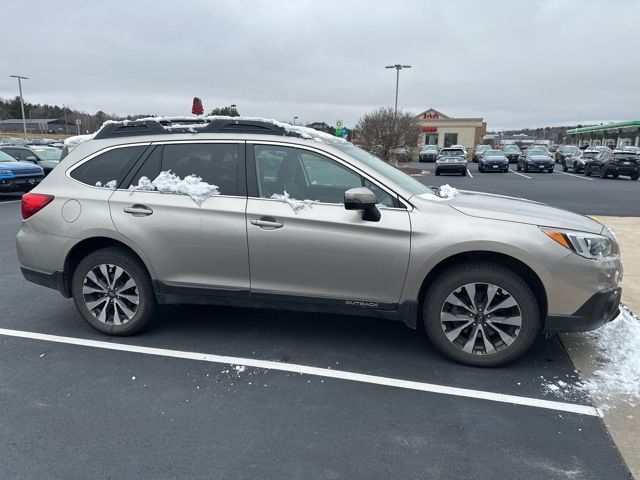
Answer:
top-left (0, 151), bottom-right (17, 162)
top-left (504, 146), bottom-right (520, 152)
top-left (484, 150), bottom-right (506, 158)
top-left (528, 149), bottom-right (547, 155)
top-left (32, 148), bottom-right (61, 160)
top-left (440, 149), bottom-right (465, 156)
top-left (333, 143), bottom-right (433, 196)
top-left (565, 146), bottom-right (580, 152)
top-left (421, 145), bottom-right (437, 151)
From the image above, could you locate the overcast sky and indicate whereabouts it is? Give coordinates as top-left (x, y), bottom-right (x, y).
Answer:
top-left (3, 0), bottom-right (638, 130)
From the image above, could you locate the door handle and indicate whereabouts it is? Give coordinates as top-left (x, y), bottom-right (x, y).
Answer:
top-left (250, 217), bottom-right (283, 229)
top-left (123, 205), bottom-right (153, 216)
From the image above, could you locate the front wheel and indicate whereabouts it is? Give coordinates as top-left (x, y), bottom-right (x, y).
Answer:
top-left (517, 163), bottom-right (521, 171)
top-left (631, 172), bottom-right (639, 181)
top-left (72, 247), bottom-right (157, 335)
top-left (435, 170), bottom-right (440, 176)
top-left (585, 167), bottom-right (591, 176)
top-left (562, 161), bottom-right (568, 172)
top-left (599, 168), bottom-right (608, 179)
top-left (423, 262), bottom-right (541, 367)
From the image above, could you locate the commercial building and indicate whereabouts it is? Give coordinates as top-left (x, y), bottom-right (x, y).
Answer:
top-left (0, 118), bottom-right (78, 135)
top-left (416, 108), bottom-right (486, 150)
top-left (566, 121), bottom-right (640, 148)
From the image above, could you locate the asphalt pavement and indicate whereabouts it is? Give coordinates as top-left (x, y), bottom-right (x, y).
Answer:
top-left (0, 190), bottom-right (634, 479)
top-left (409, 160), bottom-right (639, 217)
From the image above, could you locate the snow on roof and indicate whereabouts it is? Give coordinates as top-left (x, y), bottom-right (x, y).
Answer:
top-left (101, 116), bottom-right (350, 145)
top-left (63, 133), bottom-right (96, 149)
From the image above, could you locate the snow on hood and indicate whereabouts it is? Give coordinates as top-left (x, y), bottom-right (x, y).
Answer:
top-left (128, 170), bottom-right (220, 205)
top-left (101, 116), bottom-right (350, 146)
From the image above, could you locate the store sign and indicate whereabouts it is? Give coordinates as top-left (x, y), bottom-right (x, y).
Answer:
top-left (421, 126), bottom-right (437, 133)
top-left (423, 112), bottom-right (439, 119)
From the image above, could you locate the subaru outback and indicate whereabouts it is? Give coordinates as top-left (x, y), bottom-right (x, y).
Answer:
top-left (16, 117), bottom-right (622, 367)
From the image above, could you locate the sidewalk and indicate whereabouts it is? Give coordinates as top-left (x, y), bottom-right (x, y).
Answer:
top-left (562, 216), bottom-right (640, 479)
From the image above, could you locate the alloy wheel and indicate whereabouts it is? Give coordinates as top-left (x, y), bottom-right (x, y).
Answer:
top-left (82, 264), bottom-right (139, 325)
top-left (440, 282), bottom-right (522, 355)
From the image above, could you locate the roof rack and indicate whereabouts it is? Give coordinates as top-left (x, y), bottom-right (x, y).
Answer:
top-left (93, 117), bottom-right (300, 140)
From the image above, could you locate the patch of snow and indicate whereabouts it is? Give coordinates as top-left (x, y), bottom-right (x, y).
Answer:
top-left (542, 306), bottom-right (640, 408)
top-left (63, 133), bottom-right (95, 150)
top-left (270, 190), bottom-right (318, 213)
top-left (580, 306), bottom-right (640, 403)
top-left (101, 116), bottom-right (349, 146)
top-left (128, 171), bottom-right (220, 206)
top-left (95, 180), bottom-right (118, 190)
top-left (234, 365), bottom-right (246, 374)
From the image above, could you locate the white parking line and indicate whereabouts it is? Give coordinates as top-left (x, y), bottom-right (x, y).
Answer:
top-left (555, 171), bottom-right (594, 181)
top-left (0, 327), bottom-right (601, 417)
top-left (508, 169), bottom-right (532, 179)
top-left (466, 169), bottom-right (473, 178)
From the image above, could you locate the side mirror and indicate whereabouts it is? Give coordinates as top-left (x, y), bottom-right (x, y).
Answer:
top-left (344, 187), bottom-right (380, 222)
top-left (26, 156), bottom-right (37, 162)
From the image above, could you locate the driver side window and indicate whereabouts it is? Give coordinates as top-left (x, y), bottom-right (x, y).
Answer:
top-left (254, 145), bottom-right (397, 207)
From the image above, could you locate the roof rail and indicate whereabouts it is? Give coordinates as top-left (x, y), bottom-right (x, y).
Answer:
top-left (93, 117), bottom-right (299, 140)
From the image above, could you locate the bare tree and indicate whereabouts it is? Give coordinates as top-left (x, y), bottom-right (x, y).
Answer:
top-left (354, 107), bottom-right (419, 163)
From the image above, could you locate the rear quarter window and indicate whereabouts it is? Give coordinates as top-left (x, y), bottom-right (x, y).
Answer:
top-left (70, 145), bottom-right (147, 187)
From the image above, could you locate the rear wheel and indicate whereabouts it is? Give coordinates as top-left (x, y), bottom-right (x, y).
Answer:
top-left (72, 247), bottom-right (157, 336)
top-left (423, 262), bottom-right (540, 367)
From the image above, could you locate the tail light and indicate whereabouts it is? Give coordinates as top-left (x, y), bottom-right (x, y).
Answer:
top-left (21, 193), bottom-right (54, 219)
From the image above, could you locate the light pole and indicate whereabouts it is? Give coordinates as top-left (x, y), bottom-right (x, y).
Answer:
top-left (9, 75), bottom-right (28, 136)
top-left (293, 116), bottom-right (298, 126)
top-left (385, 64), bottom-right (411, 114)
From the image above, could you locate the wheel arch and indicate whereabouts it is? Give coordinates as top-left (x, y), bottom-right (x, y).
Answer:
top-left (62, 236), bottom-right (156, 298)
top-left (415, 251), bottom-right (548, 330)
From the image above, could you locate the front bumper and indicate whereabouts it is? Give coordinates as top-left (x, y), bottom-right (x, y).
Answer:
top-left (420, 154), bottom-right (437, 162)
top-left (545, 287), bottom-right (621, 333)
top-left (481, 161), bottom-right (508, 170)
top-left (0, 176), bottom-right (43, 192)
top-left (526, 161), bottom-right (554, 170)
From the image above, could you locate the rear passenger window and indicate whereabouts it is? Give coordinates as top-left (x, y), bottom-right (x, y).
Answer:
top-left (161, 143), bottom-right (239, 196)
top-left (71, 146), bottom-right (146, 187)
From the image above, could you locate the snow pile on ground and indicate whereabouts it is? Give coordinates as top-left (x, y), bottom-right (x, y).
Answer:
top-left (270, 190), bottom-right (318, 213)
top-left (542, 306), bottom-right (640, 407)
top-left (580, 306), bottom-right (640, 403)
top-left (129, 171), bottom-right (220, 205)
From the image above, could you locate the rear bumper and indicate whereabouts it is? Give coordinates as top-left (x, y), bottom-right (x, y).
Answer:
top-left (607, 164), bottom-right (639, 175)
top-left (20, 266), bottom-right (71, 297)
top-left (545, 287), bottom-right (621, 333)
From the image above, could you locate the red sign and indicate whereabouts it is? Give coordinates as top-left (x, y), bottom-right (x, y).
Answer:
top-left (423, 113), bottom-right (439, 119)
top-left (421, 126), bottom-right (437, 133)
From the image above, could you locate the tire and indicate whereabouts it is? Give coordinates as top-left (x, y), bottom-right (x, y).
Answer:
top-left (585, 167), bottom-right (591, 176)
top-left (516, 163), bottom-right (521, 171)
top-left (72, 247), bottom-right (157, 336)
top-left (523, 163), bottom-right (529, 173)
top-left (423, 262), bottom-right (541, 367)
top-left (435, 170), bottom-right (440, 176)
top-left (599, 168), bottom-right (608, 179)
top-left (562, 161), bottom-right (568, 172)
top-left (479, 163), bottom-right (484, 172)
top-left (462, 169), bottom-right (467, 176)
top-left (631, 172), bottom-right (639, 181)
top-left (547, 168), bottom-right (554, 173)
top-left (612, 173), bottom-right (619, 179)
top-left (574, 162), bottom-right (581, 173)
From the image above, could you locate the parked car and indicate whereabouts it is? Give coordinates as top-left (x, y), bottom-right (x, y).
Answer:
top-left (502, 145), bottom-right (521, 163)
top-left (549, 144), bottom-right (559, 154)
top-left (418, 144), bottom-right (438, 162)
top-left (0, 136), bottom-right (29, 146)
top-left (555, 145), bottom-right (581, 163)
top-left (622, 146), bottom-right (640, 155)
top-left (0, 150), bottom-right (45, 192)
top-left (16, 117), bottom-right (622, 367)
top-left (517, 148), bottom-right (555, 173)
top-left (0, 146), bottom-right (60, 175)
top-left (478, 149), bottom-right (509, 173)
top-left (562, 149), bottom-right (599, 173)
top-left (435, 148), bottom-right (467, 176)
top-left (472, 144), bottom-right (491, 162)
top-left (451, 144), bottom-right (467, 155)
top-left (584, 150), bottom-right (639, 180)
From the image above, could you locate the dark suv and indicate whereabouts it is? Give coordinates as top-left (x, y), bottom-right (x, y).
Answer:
top-left (585, 150), bottom-right (639, 180)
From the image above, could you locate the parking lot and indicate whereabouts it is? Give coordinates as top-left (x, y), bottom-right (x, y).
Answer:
top-left (0, 166), bottom-right (635, 480)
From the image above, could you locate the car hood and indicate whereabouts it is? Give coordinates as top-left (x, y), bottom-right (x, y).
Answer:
top-left (421, 190), bottom-right (604, 234)
top-left (0, 161), bottom-right (41, 172)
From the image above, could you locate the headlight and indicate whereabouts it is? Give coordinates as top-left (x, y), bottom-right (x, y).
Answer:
top-left (0, 169), bottom-right (12, 175)
top-left (541, 227), bottom-right (617, 259)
